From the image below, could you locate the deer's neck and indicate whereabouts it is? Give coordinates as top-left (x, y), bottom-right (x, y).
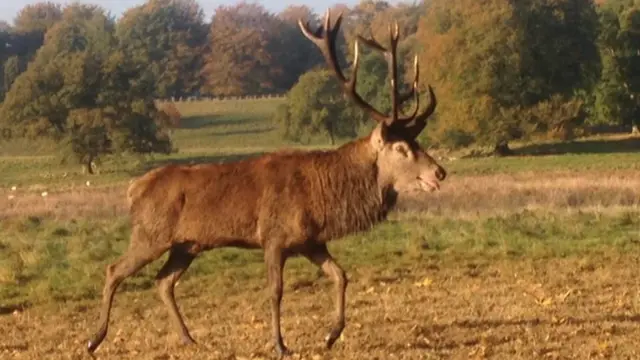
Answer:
top-left (313, 139), bottom-right (394, 241)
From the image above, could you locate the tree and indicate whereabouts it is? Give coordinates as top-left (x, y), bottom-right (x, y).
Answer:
top-left (0, 31), bottom-right (12, 101)
top-left (0, 22), bottom-right (22, 102)
top-left (416, 0), bottom-right (524, 151)
top-left (275, 6), bottom-right (324, 90)
top-left (202, 2), bottom-right (281, 96)
top-left (0, 4), bottom-right (116, 134)
top-left (347, 0), bottom-right (392, 46)
top-left (0, 3), bottom-right (173, 173)
top-left (0, 21), bottom-right (10, 32)
top-left (513, 0), bottom-right (600, 142)
top-left (593, 0), bottom-right (640, 131)
top-left (13, 2), bottom-right (63, 34)
top-left (63, 108), bottom-right (113, 174)
top-left (11, 2), bottom-right (63, 65)
top-left (516, 0), bottom-right (601, 105)
top-left (2, 56), bottom-right (20, 95)
top-left (341, 1), bottom-right (423, 56)
top-left (416, 0), bottom-right (601, 152)
top-left (273, 69), bottom-right (361, 144)
top-left (116, 0), bottom-right (208, 99)
top-left (0, 25), bottom-right (11, 58)
top-left (278, 4), bottom-right (316, 24)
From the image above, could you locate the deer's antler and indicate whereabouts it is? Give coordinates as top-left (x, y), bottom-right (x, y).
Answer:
top-left (299, 10), bottom-right (437, 139)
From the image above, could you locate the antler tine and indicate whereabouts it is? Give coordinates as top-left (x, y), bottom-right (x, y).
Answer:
top-left (397, 56), bottom-right (420, 120)
top-left (384, 53), bottom-right (436, 139)
top-left (393, 21), bottom-right (400, 41)
top-left (298, 10), bottom-right (345, 82)
top-left (356, 31), bottom-right (386, 53)
top-left (400, 85), bottom-right (436, 139)
top-left (298, 10), bottom-right (389, 124)
top-left (356, 22), bottom-right (407, 126)
top-left (347, 40), bottom-right (361, 99)
top-left (388, 23), bottom-right (400, 125)
top-left (394, 55), bottom-right (420, 125)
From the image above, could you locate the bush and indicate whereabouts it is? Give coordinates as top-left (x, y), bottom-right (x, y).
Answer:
top-left (439, 128), bottom-right (476, 148)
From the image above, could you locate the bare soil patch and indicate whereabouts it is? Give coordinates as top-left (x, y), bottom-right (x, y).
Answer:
top-left (3, 255), bottom-right (640, 359)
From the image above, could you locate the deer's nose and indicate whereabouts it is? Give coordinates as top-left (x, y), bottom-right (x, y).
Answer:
top-left (435, 166), bottom-right (447, 181)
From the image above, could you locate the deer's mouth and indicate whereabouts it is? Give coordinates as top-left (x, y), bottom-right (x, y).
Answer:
top-left (417, 176), bottom-right (440, 192)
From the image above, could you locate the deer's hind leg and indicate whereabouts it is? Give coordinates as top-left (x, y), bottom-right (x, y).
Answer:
top-left (302, 244), bottom-right (348, 349)
top-left (88, 225), bottom-right (171, 354)
top-left (155, 242), bottom-right (198, 345)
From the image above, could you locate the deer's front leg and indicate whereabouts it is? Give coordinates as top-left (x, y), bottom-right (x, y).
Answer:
top-left (265, 247), bottom-right (291, 357)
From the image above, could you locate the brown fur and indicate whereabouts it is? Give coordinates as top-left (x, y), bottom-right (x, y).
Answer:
top-left (87, 12), bottom-right (447, 358)
top-left (130, 137), bottom-right (387, 251)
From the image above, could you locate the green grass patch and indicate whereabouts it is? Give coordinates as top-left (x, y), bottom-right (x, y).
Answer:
top-left (1, 209), bottom-right (638, 308)
top-left (447, 152), bottom-right (640, 176)
top-left (0, 98), bottom-right (637, 191)
top-left (173, 97), bottom-right (286, 118)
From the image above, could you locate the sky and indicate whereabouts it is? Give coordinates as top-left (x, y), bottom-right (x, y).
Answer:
top-left (0, 0), bottom-right (366, 23)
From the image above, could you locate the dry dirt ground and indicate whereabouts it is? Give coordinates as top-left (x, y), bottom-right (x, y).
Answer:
top-left (3, 256), bottom-right (640, 360)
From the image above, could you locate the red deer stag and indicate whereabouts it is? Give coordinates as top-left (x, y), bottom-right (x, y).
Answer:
top-left (87, 9), bottom-right (446, 358)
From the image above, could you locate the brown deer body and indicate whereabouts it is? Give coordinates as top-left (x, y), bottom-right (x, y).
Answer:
top-left (87, 10), bottom-right (447, 357)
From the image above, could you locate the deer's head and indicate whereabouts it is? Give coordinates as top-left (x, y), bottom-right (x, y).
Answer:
top-left (299, 11), bottom-right (447, 196)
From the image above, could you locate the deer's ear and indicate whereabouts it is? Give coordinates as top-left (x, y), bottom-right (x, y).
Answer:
top-left (370, 123), bottom-right (388, 151)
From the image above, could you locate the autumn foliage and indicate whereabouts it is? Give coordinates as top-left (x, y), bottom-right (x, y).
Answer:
top-left (0, 0), bottom-right (638, 161)
top-left (414, 0), bottom-right (601, 151)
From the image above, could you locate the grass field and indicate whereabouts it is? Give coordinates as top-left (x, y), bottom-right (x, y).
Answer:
top-left (1, 97), bottom-right (640, 359)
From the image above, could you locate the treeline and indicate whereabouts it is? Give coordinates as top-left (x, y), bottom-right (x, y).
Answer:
top-left (0, 0), bottom-right (638, 169)
top-left (275, 0), bottom-right (640, 153)
top-left (415, 0), bottom-right (640, 153)
top-left (0, 0), bottom-right (330, 171)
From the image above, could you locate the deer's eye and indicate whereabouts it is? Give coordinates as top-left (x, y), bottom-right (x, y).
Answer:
top-left (392, 143), bottom-right (410, 158)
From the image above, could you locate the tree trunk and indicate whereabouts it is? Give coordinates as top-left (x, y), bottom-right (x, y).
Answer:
top-left (85, 156), bottom-right (94, 175)
top-left (326, 120), bottom-right (335, 145)
top-left (632, 125), bottom-right (639, 135)
top-left (494, 140), bottom-right (513, 156)
top-left (328, 129), bottom-right (335, 145)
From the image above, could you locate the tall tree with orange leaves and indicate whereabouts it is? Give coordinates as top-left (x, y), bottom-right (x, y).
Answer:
top-left (202, 2), bottom-right (282, 96)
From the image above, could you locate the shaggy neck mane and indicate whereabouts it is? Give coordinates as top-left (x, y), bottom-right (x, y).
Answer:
top-left (307, 136), bottom-right (395, 240)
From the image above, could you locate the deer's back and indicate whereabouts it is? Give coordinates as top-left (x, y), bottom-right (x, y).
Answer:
top-left (128, 152), bottom-right (332, 250)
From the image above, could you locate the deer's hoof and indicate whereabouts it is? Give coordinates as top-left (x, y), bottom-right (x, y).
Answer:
top-left (325, 329), bottom-right (342, 349)
top-left (275, 343), bottom-right (292, 358)
top-left (87, 340), bottom-right (99, 356)
top-left (180, 335), bottom-right (197, 346)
